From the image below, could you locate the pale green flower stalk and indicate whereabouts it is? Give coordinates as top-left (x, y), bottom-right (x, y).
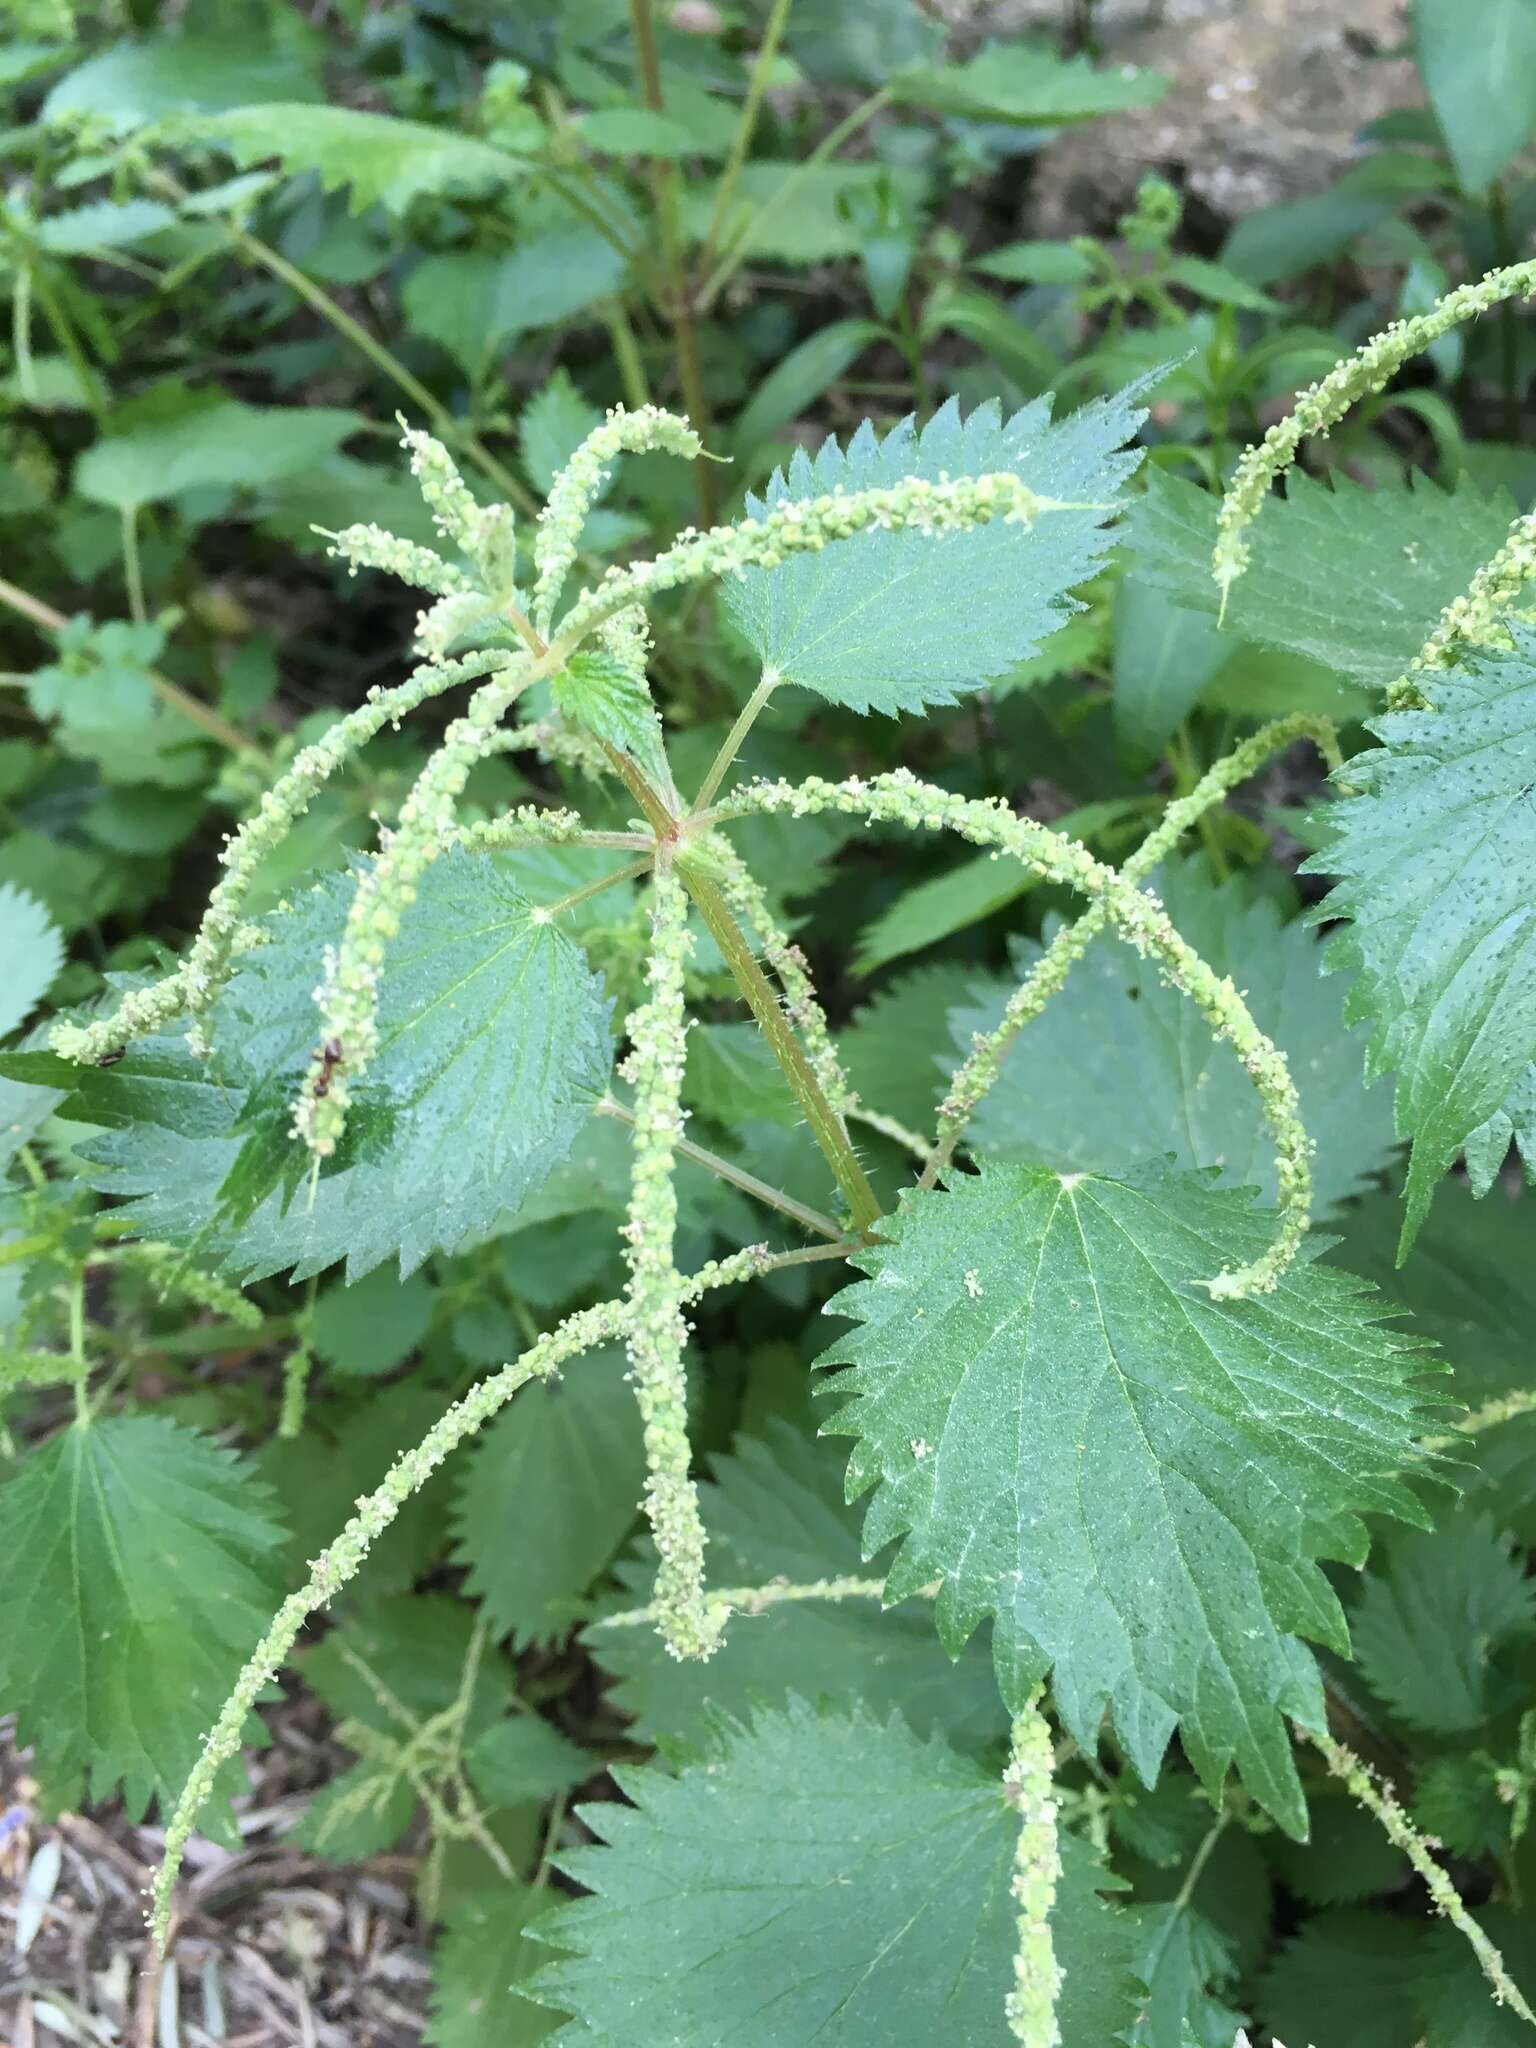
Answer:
top-left (556, 473), bottom-right (1100, 646)
top-left (322, 521), bottom-right (472, 598)
top-left (50, 920), bottom-right (265, 1067)
top-left (181, 650), bottom-right (515, 1056)
top-left (1213, 256), bottom-right (1536, 614)
top-left (620, 866), bottom-right (724, 1661)
top-left (295, 653), bottom-right (536, 1157)
top-left (706, 834), bottom-right (856, 1115)
top-left (926, 713), bottom-right (1341, 1189)
top-left (716, 770), bottom-right (1312, 1296)
top-left (1387, 503), bottom-right (1536, 707)
top-left (149, 1243), bottom-right (776, 1946)
top-left (1004, 1696), bottom-right (1063, 2048)
top-left (533, 403), bottom-right (706, 633)
top-left (592, 1573), bottom-right (894, 1633)
top-left (1310, 1728), bottom-right (1536, 2031)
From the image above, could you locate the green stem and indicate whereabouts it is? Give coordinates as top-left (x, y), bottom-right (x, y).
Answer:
top-left (120, 506), bottom-right (147, 626)
top-left (602, 297), bottom-right (653, 410)
top-left (701, 0), bottom-right (795, 266)
top-left (539, 855), bottom-right (654, 920)
top-left (597, 1095), bottom-right (849, 1241)
top-left (689, 667), bottom-right (779, 813)
top-left (697, 85), bottom-right (894, 315)
top-left (678, 861), bottom-right (882, 1232)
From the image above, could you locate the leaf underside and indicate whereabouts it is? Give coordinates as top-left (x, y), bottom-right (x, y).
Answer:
top-left (815, 1162), bottom-right (1442, 1833)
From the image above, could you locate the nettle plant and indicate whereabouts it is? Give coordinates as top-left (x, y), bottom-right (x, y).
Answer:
top-left (24, 259), bottom-right (1536, 2043)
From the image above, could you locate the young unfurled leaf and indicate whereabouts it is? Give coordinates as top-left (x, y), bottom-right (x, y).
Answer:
top-left (591, 1421), bottom-right (1006, 1751)
top-left (550, 651), bottom-right (669, 787)
top-left (71, 846), bottom-right (613, 1280)
top-left (724, 390), bottom-right (1145, 714)
top-left (452, 1347), bottom-right (646, 1649)
top-left (1349, 1512), bottom-right (1536, 1735)
top-left (0, 1414), bottom-right (285, 1817)
top-left (1306, 632), bottom-right (1536, 1248)
top-left (1129, 467), bottom-right (1517, 685)
top-left (952, 859), bottom-right (1398, 1216)
top-left (529, 1702), bottom-right (1142, 2045)
top-left (815, 1162), bottom-right (1441, 1833)
top-left (892, 41), bottom-right (1168, 123)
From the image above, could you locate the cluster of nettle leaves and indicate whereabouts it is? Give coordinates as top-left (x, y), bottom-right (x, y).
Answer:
top-left (5, 3), bottom-right (1536, 2046)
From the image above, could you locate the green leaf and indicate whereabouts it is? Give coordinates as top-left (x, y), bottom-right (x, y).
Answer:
top-left (575, 106), bottom-right (698, 158)
top-left (0, 883), bottom-right (62, 1040)
top-left (520, 371), bottom-right (602, 495)
top-left (73, 845), bottom-right (613, 1281)
top-left (952, 859), bottom-right (1399, 1217)
top-left (1415, 0), bottom-right (1536, 194)
top-left (1417, 1907), bottom-right (1536, 2047)
top-left (1349, 1512), bottom-right (1536, 1734)
top-left (590, 1421), bottom-right (1007, 1752)
top-left (975, 240), bottom-right (1097, 286)
top-left (893, 41), bottom-right (1168, 123)
top-left (723, 389), bottom-right (1146, 715)
top-left (1113, 577), bottom-right (1228, 764)
top-left (1128, 467), bottom-right (1518, 685)
top-left (683, 1021), bottom-right (799, 1129)
top-left (731, 318), bottom-right (885, 455)
top-left (815, 1161), bottom-right (1440, 1832)
top-left (403, 239), bottom-right (627, 374)
top-left (311, 1265), bottom-right (436, 1379)
top-left (1414, 1755), bottom-right (1512, 1860)
top-left (550, 651), bottom-right (668, 786)
top-left (76, 398), bottom-right (362, 514)
top-left (1259, 1910), bottom-right (1424, 2048)
top-left (452, 1346), bottom-right (645, 1649)
top-left (839, 964), bottom-right (958, 1137)
top-left (0, 1415), bottom-right (284, 1815)
top-left (1305, 632), bottom-right (1536, 1247)
top-left (529, 1703), bottom-right (1141, 2045)
top-left (1266, 1794), bottom-right (1406, 1905)
top-left (197, 104), bottom-right (525, 216)
top-left (31, 197), bottom-right (176, 252)
top-left (465, 1716), bottom-right (590, 1811)
top-left (428, 1887), bottom-right (564, 2048)
top-left (681, 162), bottom-right (928, 267)
top-left (43, 32), bottom-right (320, 128)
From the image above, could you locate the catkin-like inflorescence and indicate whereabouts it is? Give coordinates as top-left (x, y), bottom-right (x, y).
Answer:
top-left (1213, 257), bottom-right (1536, 612)
top-left (322, 521), bottom-right (472, 599)
top-left (1309, 1728), bottom-right (1536, 2031)
top-left (295, 655), bottom-right (533, 1156)
top-left (928, 714), bottom-right (1340, 1186)
top-left (1388, 504), bottom-right (1536, 707)
top-left (1004, 1698), bottom-right (1063, 2048)
top-left (557, 472), bottom-right (1095, 647)
top-left (533, 404), bottom-right (705, 633)
top-left (175, 651), bottom-right (516, 1056)
top-left (620, 867), bottom-right (725, 1661)
top-left (717, 770), bottom-right (1312, 1296)
top-left (398, 423), bottom-right (520, 601)
top-left (150, 1244), bottom-right (775, 1947)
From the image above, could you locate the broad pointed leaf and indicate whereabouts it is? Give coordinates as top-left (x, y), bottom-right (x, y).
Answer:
top-left (196, 104), bottom-right (525, 215)
top-left (0, 882), bottom-right (63, 1039)
top-left (723, 390), bottom-right (1146, 714)
top-left (591, 1421), bottom-right (1006, 1751)
top-left (816, 1162), bottom-right (1441, 1832)
top-left (1305, 631), bottom-right (1536, 1247)
top-left (529, 1703), bottom-right (1141, 2045)
top-left (70, 845), bottom-right (613, 1280)
top-left (0, 1414), bottom-right (284, 1815)
top-left (952, 859), bottom-right (1398, 1216)
top-left (1129, 467), bottom-right (1517, 686)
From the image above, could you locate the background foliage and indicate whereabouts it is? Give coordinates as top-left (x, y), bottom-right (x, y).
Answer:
top-left (4, 1), bottom-right (1536, 2041)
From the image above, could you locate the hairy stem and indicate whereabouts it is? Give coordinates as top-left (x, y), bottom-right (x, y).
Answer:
top-left (690, 666), bottom-right (780, 815)
top-left (680, 860), bottom-right (882, 1232)
top-left (1309, 1728), bottom-right (1536, 2030)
